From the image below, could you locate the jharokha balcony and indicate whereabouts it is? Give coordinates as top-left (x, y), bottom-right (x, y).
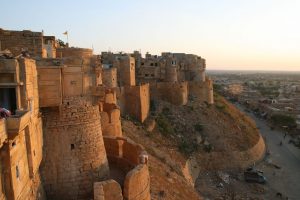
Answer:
top-left (4, 110), bottom-right (30, 138)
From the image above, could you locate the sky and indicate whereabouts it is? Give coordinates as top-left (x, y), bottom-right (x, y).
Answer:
top-left (1, 0), bottom-right (300, 71)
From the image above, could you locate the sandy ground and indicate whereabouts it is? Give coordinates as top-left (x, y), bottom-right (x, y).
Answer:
top-left (196, 103), bottom-right (300, 200)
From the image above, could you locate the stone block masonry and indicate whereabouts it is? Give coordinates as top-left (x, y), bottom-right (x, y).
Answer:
top-left (150, 81), bottom-right (188, 106)
top-left (0, 29), bottom-right (43, 57)
top-left (102, 136), bottom-right (150, 200)
top-left (41, 96), bottom-right (109, 200)
top-left (94, 180), bottom-right (123, 200)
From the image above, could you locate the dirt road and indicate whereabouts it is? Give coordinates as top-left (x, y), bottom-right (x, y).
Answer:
top-left (236, 103), bottom-right (300, 199)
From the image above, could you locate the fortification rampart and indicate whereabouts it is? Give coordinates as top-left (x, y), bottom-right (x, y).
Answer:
top-left (188, 78), bottom-right (214, 104)
top-left (100, 90), bottom-right (122, 137)
top-left (115, 84), bottom-right (150, 122)
top-left (165, 66), bottom-right (178, 83)
top-left (56, 47), bottom-right (93, 58)
top-left (103, 67), bottom-right (117, 88)
top-left (41, 96), bottom-right (109, 200)
top-left (0, 29), bottom-right (43, 57)
top-left (150, 81), bottom-right (188, 106)
top-left (183, 133), bottom-right (265, 185)
top-left (94, 136), bottom-right (150, 200)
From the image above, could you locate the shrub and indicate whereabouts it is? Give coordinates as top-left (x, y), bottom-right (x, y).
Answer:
top-left (156, 114), bottom-right (174, 135)
top-left (194, 123), bottom-right (203, 132)
top-left (270, 114), bottom-right (296, 128)
top-left (178, 140), bottom-right (197, 156)
top-left (162, 107), bottom-right (170, 115)
top-left (150, 99), bottom-right (156, 112)
top-left (204, 143), bottom-right (213, 153)
top-left (213, 83), bottom-right (222, 92)
top-left (188, 105), bottom-right (194, 111)
top-left (216, 103), bottom-right (226, 111)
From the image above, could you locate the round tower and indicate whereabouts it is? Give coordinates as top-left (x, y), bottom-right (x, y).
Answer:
top-left (165, 66), bottom-right (178, 83)
top-left (41, 97), bottom-right (109, 200)
top-left (56, 47), bottom-right (93, 58)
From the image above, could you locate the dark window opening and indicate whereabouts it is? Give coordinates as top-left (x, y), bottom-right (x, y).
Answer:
top-left (71, 144), bottom-right (75, 150)
top-left (150, 63), bottom-right (154, 66)
top-left (12, 141), bottom-right (16, 147)
top-left (155, 63), bottom-right (158, 66)
top-left (141, 62), bottom-right (144, 66)
top-left (16, 166), bottom-right (20, 178)
top-left (145, 74), bottom-right (149, 77)
top-left (0, 88), bottom-right (17, 114)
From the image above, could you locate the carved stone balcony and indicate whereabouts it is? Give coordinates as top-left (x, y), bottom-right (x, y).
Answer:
top-left (6, 111), bottom-right (30, 137)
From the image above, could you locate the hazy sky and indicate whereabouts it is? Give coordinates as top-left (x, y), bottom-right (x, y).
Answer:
top-left (1, 0), bottom-right (300, 71)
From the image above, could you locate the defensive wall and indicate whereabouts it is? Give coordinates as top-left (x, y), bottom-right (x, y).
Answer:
top-left (115, 84), bottom-right (150, 123)
top-left (150, 81), bottom-right (188, 106)
top-left (183, 133), bottom-right (265, 185)
top-left (41, 96), bottom-right (109, 200)
top-left (56, 47), bottom-right (93, 59)
top-left (0, 29), bottom-right (43, 57)
top-left (94, 136), bottom-right (150, 200)
top-left (188, 78), bottom-right (214, 104)
top-left (102, 67), bottom-right (117, 88)
top-left (99, 89), bottom-right (122, 137)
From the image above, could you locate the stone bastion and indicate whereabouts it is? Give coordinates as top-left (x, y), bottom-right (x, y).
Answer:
top-left (183, 133), bottom-right (266, 185)
top-left (41, 97), bottom-right (109, 200)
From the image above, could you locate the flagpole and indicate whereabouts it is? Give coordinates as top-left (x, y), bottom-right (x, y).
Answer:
top-left (63, 31), bottom-right (69, 47)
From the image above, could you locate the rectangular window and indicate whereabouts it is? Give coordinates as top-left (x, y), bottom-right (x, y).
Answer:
top-left (0, 88), bottom-right (17, 114)
top-left (16, 166), bottom-right (20, 179)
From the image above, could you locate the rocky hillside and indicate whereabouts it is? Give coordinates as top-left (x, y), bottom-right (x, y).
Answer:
top-left (122, 93), bottom-right (261, 199)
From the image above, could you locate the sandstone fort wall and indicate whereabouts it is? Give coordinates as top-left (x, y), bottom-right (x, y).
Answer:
top-left (103, 68), bottom-right (117, 88)
top-left (101, 136), bottom-right (150, 200)
top-left (41, 97), bottom-right (109, 200)
top-left (56, 47), bottom-right (93, 59)
top-left (94, 180), bottom-right (123, 200)
top-left (150, 81), bottom-right (188, 106)
top-left (0, 29), bottom-right (43, 57)
top-left (188, 79), bottom-right (214, 104)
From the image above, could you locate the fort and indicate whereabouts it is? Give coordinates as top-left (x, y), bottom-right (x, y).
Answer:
top-left (0, 28), bottom-right (214, 200)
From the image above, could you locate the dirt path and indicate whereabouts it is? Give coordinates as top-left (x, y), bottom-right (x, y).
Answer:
top-left (235, 103), bottom-right (300, 200)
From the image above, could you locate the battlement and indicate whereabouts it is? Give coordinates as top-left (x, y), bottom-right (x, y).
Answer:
top-left (94, 136), bottom-right (150, 200)
top-left (99, 89), bottom-right (122, 137)
top-left (0, 29), bottom-right (44, 57)
top-left (56, 47), bottom-right (93, 58)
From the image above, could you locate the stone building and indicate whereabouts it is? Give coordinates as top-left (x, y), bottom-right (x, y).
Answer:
top-left (101, 52), bottom-right (150, 122)
top-left (133, 52), bottom-right (214, 105)
top-left (0, 57), bottom-right (45, 200)
top-left (36, 47), bottom-right (150, 199)
top-left (0, 28), bottom-right (151, 200)
top-left (0, 27), bottom-right (215, 200)
top-left (0, 29), bottom-right (56, 59)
